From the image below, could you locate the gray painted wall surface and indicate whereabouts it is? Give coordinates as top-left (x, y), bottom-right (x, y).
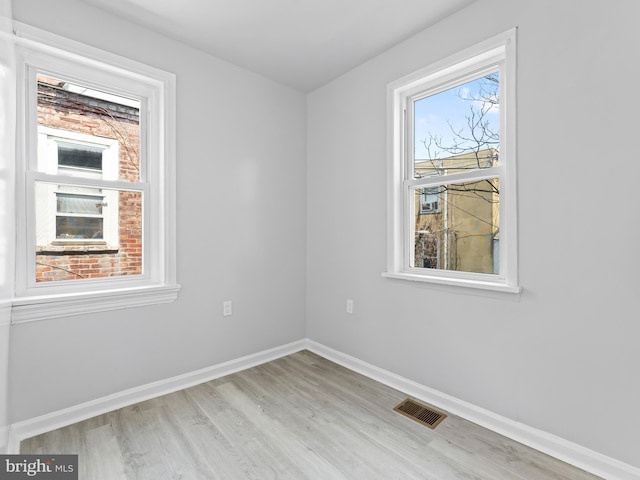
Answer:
top-left (306, 0), bottom-right (640, 469)
top-left (0, 0), bottom-right (15, 452)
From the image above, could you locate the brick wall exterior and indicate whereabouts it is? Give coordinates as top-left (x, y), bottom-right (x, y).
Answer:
top-left (36, 78), bottom-right (143, 282)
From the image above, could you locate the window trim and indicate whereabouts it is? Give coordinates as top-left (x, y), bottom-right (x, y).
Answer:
top-left (12, 22), bottom-right (179, 322)
top-left (383, 29), bottom-right (520, 293)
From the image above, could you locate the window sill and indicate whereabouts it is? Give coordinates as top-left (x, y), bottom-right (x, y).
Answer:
top-left (37, 244), bottom-right (119, 255)
top-left (11, 283), bottom-right (181, 324)
top-left (382, 271), bottom-right (521, 294)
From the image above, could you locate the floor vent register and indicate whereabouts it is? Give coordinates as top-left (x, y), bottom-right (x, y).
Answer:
top-left (393, 398), bottom-right (447, 429)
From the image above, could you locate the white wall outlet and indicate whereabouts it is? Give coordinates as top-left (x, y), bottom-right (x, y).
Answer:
top-left (346, 299), bottom-right (354, 314)
top-left (223, 300), bottom-right (232, 316)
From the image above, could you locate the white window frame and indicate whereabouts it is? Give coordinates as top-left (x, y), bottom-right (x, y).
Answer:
top-left (384, 29), bottom-right (520, 293)
top-left (12, 23), bottom-right (180, 322)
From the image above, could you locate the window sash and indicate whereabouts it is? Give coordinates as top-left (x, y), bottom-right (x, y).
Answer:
top-left (402, 103), bottom-right (505, 279)
top-left (27, 172), bottom-right (148, 288)
top-left (24, 63), bottom-right (150, 180)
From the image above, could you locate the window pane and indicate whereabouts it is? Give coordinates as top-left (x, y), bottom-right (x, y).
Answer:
top-left (413, 72), bottom-right (499, 179)
top-left (56, 193), bottom-right (103, 215)
top-left (38, 74), bottom-right (141, 182)
top-left (420, 186), bottom-right (441, 214)
top-left (35, 182), bottom-right (143, 283)
top-left (413, 178), bottom-right (499, 274)
top-left (56, 216), bottom-right (103, 240)
top-left (58, 142), bottom-right (102, 170)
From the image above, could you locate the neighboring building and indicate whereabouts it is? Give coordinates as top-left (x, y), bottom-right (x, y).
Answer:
top-left (35, 76), bottom-right (142, 282)
top-left (414, 149), bottom-right (499, 274)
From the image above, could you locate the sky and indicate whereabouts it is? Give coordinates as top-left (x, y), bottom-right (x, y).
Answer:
top-left (414, 72), bottom-right (500, 162)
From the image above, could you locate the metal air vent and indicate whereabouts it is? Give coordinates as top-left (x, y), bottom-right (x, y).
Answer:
top-left (393, 398), bottom-right (447, 429)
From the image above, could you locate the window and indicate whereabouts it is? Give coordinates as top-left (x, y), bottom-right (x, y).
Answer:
top-left (419, 184), bottom-right (441, 215)
top-left (385, 29), bottom-right (519, 293)
top-left (37, 126), bottom-right (121, 250)
top-left (13, 24), bottom-right (179, 321)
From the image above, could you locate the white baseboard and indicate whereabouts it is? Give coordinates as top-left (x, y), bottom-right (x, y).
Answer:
top-left (7, 338), bottom-right (640, 480)
top-left (7, 339), bottom-right (307, 453)
top-left (305, 340), bottom-right (640, 480)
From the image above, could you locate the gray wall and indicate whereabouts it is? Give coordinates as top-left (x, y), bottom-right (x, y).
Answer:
top-left (9, 0), bottom-right (307, 421)
top-left (306, 0), bottom-right (640, 469)
top-left (0, 0), bottom-right (15, 452)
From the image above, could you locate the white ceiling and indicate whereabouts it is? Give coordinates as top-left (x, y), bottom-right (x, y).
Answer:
top-left (84, 0), bottom-right (476, 92)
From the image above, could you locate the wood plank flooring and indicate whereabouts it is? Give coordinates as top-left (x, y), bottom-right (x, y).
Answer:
top-left (21, 350), bottom-right (602, 479)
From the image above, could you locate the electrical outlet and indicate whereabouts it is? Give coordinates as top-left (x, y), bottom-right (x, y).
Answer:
top-left (346, 299), bottom-right (354, 314)
top-left (223, 300), bottom-right (232, 316)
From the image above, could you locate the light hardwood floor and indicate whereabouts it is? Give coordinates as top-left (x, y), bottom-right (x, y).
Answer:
top-left (21, 351), bottom-right (602, 479)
